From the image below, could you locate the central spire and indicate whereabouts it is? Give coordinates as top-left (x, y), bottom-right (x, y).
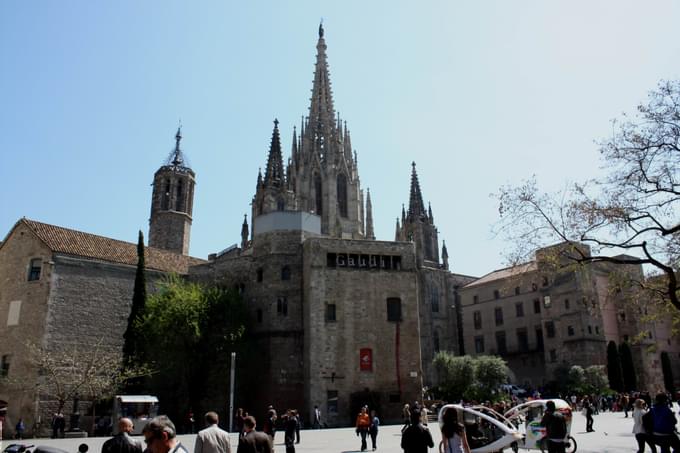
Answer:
top-left (408, 162), bottom-right (426, 221)
top-left (264, 119), bottom-right (284, 187)
top-left (308, 21), bottom-right (337, 151)
top-left (172, 126), bottom-right (183, 166)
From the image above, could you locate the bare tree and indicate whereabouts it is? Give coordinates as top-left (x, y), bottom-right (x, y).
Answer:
top-left (496, 80), bottom-right (680, 313)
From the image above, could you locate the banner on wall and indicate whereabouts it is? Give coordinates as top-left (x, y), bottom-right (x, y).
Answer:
top-left (360, 348), bottom-right (372, 371)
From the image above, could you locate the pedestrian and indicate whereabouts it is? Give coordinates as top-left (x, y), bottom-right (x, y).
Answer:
top-left (237, 416), bottom-right (272, 453)
top-left (283, 410), bottom-right (298, 453)
top-left (102, 418), bottom-right (143, 453)
top-left (632, 399), bottom-right (656, 453)
top-left (52, 411), bottom-right (65, 438)
top-left (262, 406), bottom-right (277, 443)
top-left (539, 400), bottom-right (568, 453)
top-left (142, 416), bottom-right (189, 453)
top-left (15, 418), bottom-right (25, 440)
top-left (440, 406), bottom-right (471, 453)
top-left (585, 401), bottom-right (595, 432)
top-left (356, 406), bottom-right (371, 452)
top-left (650, 393), bottom-right (680, 453)
top-left (235, 409), bottom-right (245, 438)
top-left (194, 412), bottom-right (231, 453)
top-left (401, 404), bottom-right (411, 433)
top-left (624, 394), bottom-right (630, 418)
top-left (401, 409), bottom-right (434, 453)
top-left (293, 410), bottom-right (301, 444)
top-left (369, 410), bottom-right (380, 451)
top-left (312, 405), bottom-right (321, 429)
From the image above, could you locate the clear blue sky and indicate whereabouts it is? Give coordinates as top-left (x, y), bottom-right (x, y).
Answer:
top-left (2, 1), bottom-right (680, 277)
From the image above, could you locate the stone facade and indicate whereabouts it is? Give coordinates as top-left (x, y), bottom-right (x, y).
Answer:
top-left (459, 244), bottom-right (680, 392)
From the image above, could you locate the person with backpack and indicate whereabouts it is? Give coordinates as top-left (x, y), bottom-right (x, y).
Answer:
top-left (650, 393), bottom-right (680, 453)
top-left (539, 400), bottom-right (568, 453)
top-left (634, 399), bottom-right (657, 453)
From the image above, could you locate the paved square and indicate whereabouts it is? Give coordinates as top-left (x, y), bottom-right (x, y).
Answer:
top-left (0, 411), bottom-right (665, 453)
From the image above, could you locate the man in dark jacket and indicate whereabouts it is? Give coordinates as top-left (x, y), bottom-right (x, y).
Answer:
top-left (102, 418), bottom-right (143, 453)
top-left (401, 410), bottom-right (434, 453)
top-left (237, 417), bottom-right (272, 453)
top-left (539, 401), bottom-right (567, 453)
top-left (650, 393), bottom-right (680, 453)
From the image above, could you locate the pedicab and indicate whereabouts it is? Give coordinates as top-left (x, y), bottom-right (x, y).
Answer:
top-left (503, 399), bottom-right (577, 453)
top-left (437, 404), bottom-right (523, 453)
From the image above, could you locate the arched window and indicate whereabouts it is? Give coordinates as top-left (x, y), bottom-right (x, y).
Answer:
top-left (314, 174), bottom-right (323, 215)
top-left (337, 174), bottom-right (348, 218)
top-left (161, 179), bottom-right (171, 210)
top-left (431, 289), bottom-right (439, 313)
top-left (176, 179), bottom-right (184, 211)
top-left (281, 266), bottom-right (291, 281)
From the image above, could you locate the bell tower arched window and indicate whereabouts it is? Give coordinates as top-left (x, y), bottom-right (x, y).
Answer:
top-left (175, 179), bottom-right (184, 211)
top-left (161, 179), bottom-right (171, 210)
top-left (337, 174), bottom-right (348, 218)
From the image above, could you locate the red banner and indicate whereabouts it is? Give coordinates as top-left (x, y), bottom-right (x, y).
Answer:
top-left (360, 348), bottom-right (372, 371)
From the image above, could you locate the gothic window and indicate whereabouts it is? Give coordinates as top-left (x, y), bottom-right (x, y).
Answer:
top-left (431, 289), bottom-right (439, 313)
top-left (176, 179), bottom-right (184, 211)
top-left (386, 298), bottom-right (402, 322)
top-left (281, 266), bottom-right (291, 281)
top-left (433, 331), bottom-right (440, 353)
top-left (277, 297), bottom-right (288, 316)
top-left (337, 174), bottom-right (348, 218)
top-left (314, 174), bottom-right (323, 216)
top-left (0, 355), bottom-right (10, 377)
top-left (326, 304), bottom-right (336, 322)
top-left (162, 179), bottom-right (171, 210)
top-left (27, 258), bottom-right (41, 281)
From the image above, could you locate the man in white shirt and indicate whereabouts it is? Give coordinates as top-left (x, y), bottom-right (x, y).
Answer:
top-left (194, 412), bottom-right (231, 453)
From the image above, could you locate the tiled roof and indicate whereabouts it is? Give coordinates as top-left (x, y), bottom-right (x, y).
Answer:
top-left (464, 261), bottom-right (537, 288)
top-left (18, 218), bottom-right (205, 273)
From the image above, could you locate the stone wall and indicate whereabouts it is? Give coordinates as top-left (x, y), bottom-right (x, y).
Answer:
top-left (302, 238), bottom-right (423, 425)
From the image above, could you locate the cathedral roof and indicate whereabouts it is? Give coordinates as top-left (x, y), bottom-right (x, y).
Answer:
top-left (9, 218), bottom-right (205, 273)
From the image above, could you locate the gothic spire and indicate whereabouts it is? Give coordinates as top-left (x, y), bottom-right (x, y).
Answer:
top-left (241, 214), bottom-right (249, 249)
top-left (365, 188), bottom-right (375, 240)
top-left (264, 119), bottom-right (284, 187)
top-left (408, 162), bottom-right (426, 221)
top-left (172, 126), bottom-right (183, 166)
top-left (395, 217), bottom-right (401, 241)
top-left (307, 22), bottom-right (337, 147)
top-left (428, 201), bottom-right (434, 224)
top-left (256, 167), bottom-right (263, 188)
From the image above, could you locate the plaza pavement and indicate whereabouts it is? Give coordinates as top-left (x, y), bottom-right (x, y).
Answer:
top-left (0, 411), bottom-right (661, 453)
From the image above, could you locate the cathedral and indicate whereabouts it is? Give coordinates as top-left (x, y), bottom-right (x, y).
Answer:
top-left (0, 23), bottom-right (471, 431)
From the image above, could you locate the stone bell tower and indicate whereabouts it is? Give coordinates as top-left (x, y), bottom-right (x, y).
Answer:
top-left (149, 127), bottom-right (195, 255)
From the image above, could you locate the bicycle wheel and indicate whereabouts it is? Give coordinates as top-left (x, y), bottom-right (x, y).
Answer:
top-left (565, 435), bottom-right (577, 453)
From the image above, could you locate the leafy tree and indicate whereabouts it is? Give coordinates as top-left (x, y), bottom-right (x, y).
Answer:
top-left (619, 342), bottom-right (637, 392)
top-left (568, 365), bottom-right (586, 394)
top-left (495, 80), bottom-right (680, 313)
top-left (606, 341), bottom-right (624, 392)
top-left (138, 276), bottom-right (248, 423)
top-left (432, 352), bottom-right (508, 402)
top-left (583, 365), bottom-right (610, 395)
top-left (660, 351), bottom-right (675, 394)
top-left (123, 230), bottom-right (146, 364)
top-left (433, 353), bottom-right (474, 402)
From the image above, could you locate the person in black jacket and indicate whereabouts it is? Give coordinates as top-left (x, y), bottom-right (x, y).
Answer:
top-left (102, 418), bottom-right (143, 453)
top-left (539, 401), bottom-right (567, 453)
top-left (401, 410), bottom-right (434, 453)
top-left (237, 417), bottom-right (272, 453)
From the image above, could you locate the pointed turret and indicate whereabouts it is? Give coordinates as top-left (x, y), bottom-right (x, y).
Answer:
top-left (408, 162), bottom-right (426, 221)
top-left (442, 240), bottom-right (449, 270)
top-left (264, 119), bottom-right (284, 187)
top-left (172, 126), bottom-right (184, 166)
top-left (308, 21), bottom-right (337, 162)
top-left (401, 204), bottom-right (406, 223)
top-left (428, 202), bottom-right (434, 224)
top-left (256, 167), bottom-right (263, 189)
top-left (241, 214), bottom-right (249, 249)
top-left (365, 188), bottom-right (375, 240)
top-left (395, 218), bottom-right (401, 241)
